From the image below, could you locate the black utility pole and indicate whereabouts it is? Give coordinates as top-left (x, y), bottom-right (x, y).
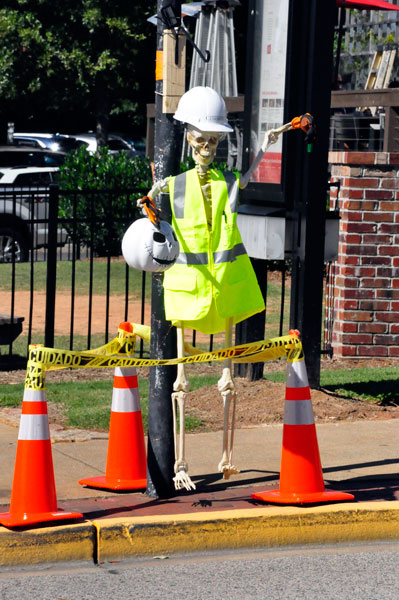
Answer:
top-left (146, 0), bottom-right (182, 498)
top-left (284, 0), bottom-right (336, 388)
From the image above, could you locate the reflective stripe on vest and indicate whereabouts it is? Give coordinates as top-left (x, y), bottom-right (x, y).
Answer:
top-left (173, 172), bottom-right (186, 218)
top-left (176, 242), bottom-right (246, 266)
top-left (214, 242), bottom-right (246, 263)
top-left (175, 251), bottom-right (209, 265)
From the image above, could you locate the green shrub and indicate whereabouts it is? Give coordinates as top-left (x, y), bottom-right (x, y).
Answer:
top-left (58, 147), bottom-right (153, 256)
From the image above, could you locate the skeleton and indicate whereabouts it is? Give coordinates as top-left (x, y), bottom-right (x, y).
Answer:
top-left (140, 120), bottom-right (295, 492)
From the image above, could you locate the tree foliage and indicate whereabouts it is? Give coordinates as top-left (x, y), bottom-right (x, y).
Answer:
top-left (58, 147), bottom-right (153, 256)
top-left (0, 0), bottom-right (156, 137)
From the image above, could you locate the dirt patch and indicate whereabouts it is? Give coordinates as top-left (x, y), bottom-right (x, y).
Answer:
top-left (3, 357), bottom-right (399, 432)
top-left (186, 376), bottom-right (399, 432)
top-left (0, 290), bottom-right (223, 347)
top-left (0, 291), bottom-right (150, 335)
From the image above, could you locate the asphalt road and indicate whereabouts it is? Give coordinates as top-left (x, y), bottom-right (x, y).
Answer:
top-left (1, 541), bottom-right (399, 599)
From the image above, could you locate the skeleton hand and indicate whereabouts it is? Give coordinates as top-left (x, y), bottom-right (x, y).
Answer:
top-left (136, 195), bottom-right (161, 227)
top-left (136, 177), bottom-right (171, 211)
top-left (173, 463), bottom-right (196, 491)
top-left (261, 128), bottom-right (282, 152)
top-left (149, 177), bottom-right (171, 199)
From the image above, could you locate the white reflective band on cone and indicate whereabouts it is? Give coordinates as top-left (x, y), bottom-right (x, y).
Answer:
top-left (23, 389), bottom-right (46, 402)
top-left (19, 414), bottom-right (50, 440)
top-left (111, 387), bottom-right (141, 413)
top-left (284, 399), bottom-right (314, 425)
top-left (114, 366), bottom-right (137, 378)
top-left (286, 359), bottom-right (309, 389)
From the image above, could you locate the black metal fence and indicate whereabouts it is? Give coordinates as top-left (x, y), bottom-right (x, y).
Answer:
top-left (0, 183), bottom-right (293, 371)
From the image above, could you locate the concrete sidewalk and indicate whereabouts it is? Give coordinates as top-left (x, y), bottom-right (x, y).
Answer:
top-left (0, 418), bottom-right (399, 566)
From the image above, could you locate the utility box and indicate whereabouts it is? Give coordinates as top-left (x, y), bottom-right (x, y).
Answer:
top-left (285, 211), bottom-right (340, 262)
top-left (237, 205), bottom-right (286, 260)
top-left (239, 206), bottom-right (339, 263)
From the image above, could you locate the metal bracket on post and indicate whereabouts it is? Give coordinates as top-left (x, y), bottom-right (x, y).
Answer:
top-left (160, 4), bottom-right (210, 64)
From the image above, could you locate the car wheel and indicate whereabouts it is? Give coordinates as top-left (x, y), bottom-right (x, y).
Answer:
top-left (0, 228), bottom-right (30, 263)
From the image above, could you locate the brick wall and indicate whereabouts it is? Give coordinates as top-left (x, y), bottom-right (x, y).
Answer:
top-left (328, 151), bottom-right (399, 358)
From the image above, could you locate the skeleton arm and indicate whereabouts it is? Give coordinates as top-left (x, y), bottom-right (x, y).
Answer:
top-left (239, 122), bottom-right (293, 190)
top-left (136, 176), bottom-right (172, 212)
top-left (239, 113), bottom-right (315, 189)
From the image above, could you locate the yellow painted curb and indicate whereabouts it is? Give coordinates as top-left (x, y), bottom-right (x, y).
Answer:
top-left (93, 502), bottom-right (399, 562)
top-left (0, 521), bottom-right (95, 566)
top-left (1, 502), bottom-right (399, 567)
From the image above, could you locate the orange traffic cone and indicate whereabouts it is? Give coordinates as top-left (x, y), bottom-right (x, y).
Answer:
top-left (78, 363), bottom-right (147, 491)
top-left (0, 388), bottom-right (83, 527)
top-left (252, 344), bottom-right (354, 505)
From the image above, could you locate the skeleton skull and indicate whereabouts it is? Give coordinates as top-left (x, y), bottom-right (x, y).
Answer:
top-left (186, 126), bottom-right (223, 168)
top-left (122, 218), bottom-right (179, 272)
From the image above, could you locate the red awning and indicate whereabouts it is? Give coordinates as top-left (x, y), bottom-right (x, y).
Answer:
top-left (337, 0), bottom-right (399, 10)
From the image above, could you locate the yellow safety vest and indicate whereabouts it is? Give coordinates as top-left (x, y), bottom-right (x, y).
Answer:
top-left (163, 168), bottom-right (265, 334)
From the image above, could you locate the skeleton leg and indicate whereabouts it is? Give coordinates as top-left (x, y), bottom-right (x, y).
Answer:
top-left (172, 325), bottom-right (196, 491)
top-left (217, 318), bottom-right (240, 480)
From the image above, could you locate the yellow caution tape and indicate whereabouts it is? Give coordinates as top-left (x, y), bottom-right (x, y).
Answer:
top-left (24, 324), bottom-right (302, 391)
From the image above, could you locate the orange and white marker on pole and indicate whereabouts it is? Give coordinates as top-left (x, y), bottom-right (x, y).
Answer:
top-left (252, 331), bottom-right (354, 505)
top-left (79, 323), bottom-right (147, 490)
top-left (0, 388), bottom-right (83, 527)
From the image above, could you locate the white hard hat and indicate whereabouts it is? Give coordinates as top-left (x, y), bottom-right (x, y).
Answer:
top-left (174, 86), bottom-right (233, 133)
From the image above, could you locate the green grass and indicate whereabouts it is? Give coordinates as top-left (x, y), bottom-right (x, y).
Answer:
top-left (0, 259), bottom-right (150, 297)
top-left (3, 363), bottom-right (399, 434)
top-left (0, 374), bottom-right (219, 432)
top-left (264, 366), bottom-right (399, 406)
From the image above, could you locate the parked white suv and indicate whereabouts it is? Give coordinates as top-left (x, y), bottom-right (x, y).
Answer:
top-left (68, 133), bottom-right (138, 157)
top-left (0, 166), bottom-right (66, 262)
top-left (12, 133), bottom-right (85, 153)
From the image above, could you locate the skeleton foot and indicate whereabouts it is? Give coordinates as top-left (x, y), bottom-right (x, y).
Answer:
top-left (218, 458), bottom-right (240, 480)
top-left (173, 461), bottom-right (196, 491)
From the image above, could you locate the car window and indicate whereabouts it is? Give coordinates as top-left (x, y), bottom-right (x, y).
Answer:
top-left (0, 151), bottom-right (66, 168)
top-left (0, 152), bottom-right (35, 167)
top-left (13, 172), bottom-right (53, 186)
top-left (43, 153), bottom-right (65, 166)
top-left (54, 137), bottom-right (85, 152)
top-left (108, 139), bottom-right (128, 151)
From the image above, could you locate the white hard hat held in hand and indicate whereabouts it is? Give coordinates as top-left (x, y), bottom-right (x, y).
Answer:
top-left (122, 219), bottom-right (180, 272)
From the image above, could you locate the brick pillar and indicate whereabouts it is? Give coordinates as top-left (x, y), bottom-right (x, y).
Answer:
top-left (328, 151), bottom-right (399, 358)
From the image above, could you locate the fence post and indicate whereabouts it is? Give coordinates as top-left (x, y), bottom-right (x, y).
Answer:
top-left (234, 259), bottom-right (267, 380)
top-left (44, 184), bottom-right (59, 349)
